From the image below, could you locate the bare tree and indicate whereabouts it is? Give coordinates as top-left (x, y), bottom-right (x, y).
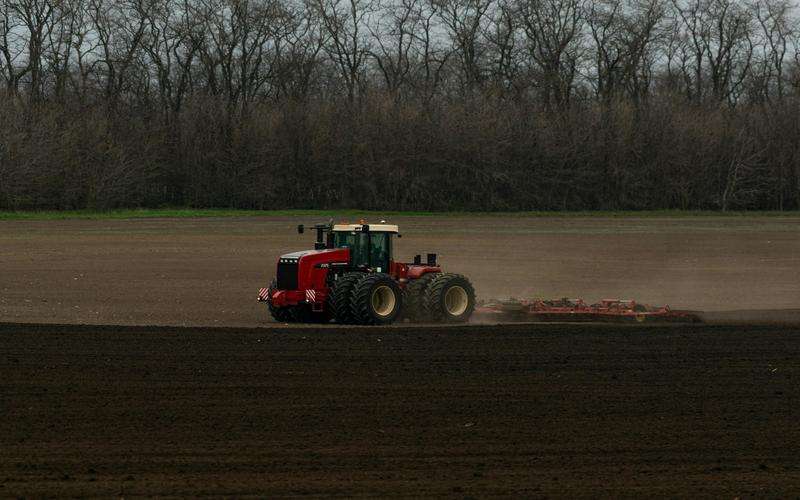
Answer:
top-left (137, 0), bottom-right (196, 112)
top-left (517, 0), bottom-right (585, 107)
top-left (588, 0), bottom-right (667, 102)
top-left (483, 0), bottom-right (522, 95)
top-left (408, 0), bottom-right (450, 97)
top-left (8, 0), bottom-right (60, 101)
top-left (310, 0), bottom-right (375, 101)
top-left (367, 0), bottom-right (418, 95)
top-left (755, 0), bottom-right (792, 101)
top-left (0, 0), bottom-right (31, 94)
top-left (187, 0), bottom-right (293, 109)
top-left (272, 4), bottom-right (325, 100)
top-left (588, 0), bottom-right (626, 101)
top-left (54, 0), bottom-right (100, 101)
top-left (88, 0), bottom-right (149, 108)
top-left (4, 0), bottom-right (800, 212)
top-left (673, 0), bottom-right (755, 104)
top-left (432, 0), bottom-right (492, 92)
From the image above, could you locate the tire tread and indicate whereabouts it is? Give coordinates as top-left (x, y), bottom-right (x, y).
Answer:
top-left (329, 272), bottom-right (363, 324)
top-left (404, 273), bottom-right (440, 322)
top-left (422, 273), bottom-right (476, 323)
top-left (351, 273), bottom-right (402, 325)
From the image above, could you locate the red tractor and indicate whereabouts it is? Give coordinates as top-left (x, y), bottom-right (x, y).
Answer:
top-left (257, 221), bottom-right (475, 325)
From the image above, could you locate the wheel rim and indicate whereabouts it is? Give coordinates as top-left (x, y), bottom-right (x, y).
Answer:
top-left (371, 285), bottom-right (396, 316)
top-left (444, 286), bottom-right (469, 316)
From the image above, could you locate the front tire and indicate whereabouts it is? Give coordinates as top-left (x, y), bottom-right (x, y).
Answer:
top-left (329, 272), bottom-right (363, 324)
top-left (423, 273), bottom-right (475, 323)
top-left (350, 273), bottom-right (403, 325)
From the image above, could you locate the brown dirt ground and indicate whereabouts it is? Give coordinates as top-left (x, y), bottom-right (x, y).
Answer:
top-left (1, 215), bottom-right (799, 326)
top-left (2, 216), bottom-right (800, 496)
top-left (1, 322), bottom-right (800, 497)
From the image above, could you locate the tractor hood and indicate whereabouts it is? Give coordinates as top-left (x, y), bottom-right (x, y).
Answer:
top-left (278, 248), bottom-right (351, 267)
top-left (277, 248), bottom-right (350, 292)
top-left (279, 248), bottom-right (343, 262)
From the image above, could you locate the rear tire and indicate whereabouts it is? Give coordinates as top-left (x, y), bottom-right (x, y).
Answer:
top-left (329, 273), bottom-right (363, 324)
top-left (423, 273), bottom-right (475, 323)
top-left (350, 273), bottom-right (403, 325)
top-left (403, 273), bottom-right (440, 322)
top-left (266, 280), bottom-right (296, 323)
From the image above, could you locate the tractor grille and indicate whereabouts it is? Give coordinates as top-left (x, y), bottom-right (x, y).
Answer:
top-left (276, 262), bottom-right (298, 290)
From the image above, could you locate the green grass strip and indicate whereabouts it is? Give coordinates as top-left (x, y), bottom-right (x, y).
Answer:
top-left (1, 208), bottom-right (799, 221)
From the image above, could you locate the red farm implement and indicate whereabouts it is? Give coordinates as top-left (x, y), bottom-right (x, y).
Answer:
top-left (475, 298), bottom-right (703, 323)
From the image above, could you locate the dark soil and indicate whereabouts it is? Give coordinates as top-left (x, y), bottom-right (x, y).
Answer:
top-left (2, 322), bottom-right (799, 497)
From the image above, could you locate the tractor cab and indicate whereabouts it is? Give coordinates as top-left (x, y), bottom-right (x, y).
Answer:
top-left (330, 223), bottom-right (398, 273)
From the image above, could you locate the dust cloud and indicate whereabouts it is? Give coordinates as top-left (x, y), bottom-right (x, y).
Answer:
top-left (392, 215), bottom-right (800, 324)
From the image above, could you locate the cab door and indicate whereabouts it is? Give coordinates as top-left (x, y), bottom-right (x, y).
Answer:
top-left (369, 232), bottom-right (391, 273)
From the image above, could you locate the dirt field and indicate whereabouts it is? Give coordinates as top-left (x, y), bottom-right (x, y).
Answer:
top-left (1, 215), bottom-right (799, 326)
top-left (2, 215), bottom-right (800, 496)
top-left (1, 321), bottom-right (799, 497)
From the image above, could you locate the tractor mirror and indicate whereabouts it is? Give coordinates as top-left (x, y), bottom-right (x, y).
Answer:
top-left (361, 224), bottom-right (370, 232)
top-left (297, 224), bottom-right (304, 234)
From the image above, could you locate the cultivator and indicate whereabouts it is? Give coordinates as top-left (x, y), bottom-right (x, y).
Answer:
top-left (475, 297), bottom-right (703, 323)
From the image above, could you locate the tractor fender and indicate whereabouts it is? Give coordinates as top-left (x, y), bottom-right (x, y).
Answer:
top-left (406, 265), bottom-right (442, 279)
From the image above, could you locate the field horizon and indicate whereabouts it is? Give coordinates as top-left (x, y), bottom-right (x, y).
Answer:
top-left (3, 208), bottom-right (800, 221)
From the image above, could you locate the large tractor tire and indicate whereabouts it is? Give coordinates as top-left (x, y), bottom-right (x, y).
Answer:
top-left (329, 272), bottom-right (363, 324)
top-left (403, 272), bottom-right (440, 322)
top-left (423, 273), bottom-right (476, 323)
top-left (350, 273), bottom-right (403, 325)
top-left (266, 280), bottom-right (296, 323)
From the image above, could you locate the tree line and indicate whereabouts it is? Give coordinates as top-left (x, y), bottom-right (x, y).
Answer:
top-left (1, 0), bottom-right (799, 210)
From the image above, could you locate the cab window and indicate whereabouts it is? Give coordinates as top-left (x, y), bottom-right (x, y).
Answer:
top-left (333, 231), bottom-right (391, 270)
top-left (369, 233), bottom-right (390, 271)
top-left (333, 232), bottom-right (367, 266)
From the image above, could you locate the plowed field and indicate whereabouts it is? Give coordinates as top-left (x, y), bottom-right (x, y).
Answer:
top-left (2, 215), bottom-right (800, 496)
top-left (2, 322), bottom-right (799, 497)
